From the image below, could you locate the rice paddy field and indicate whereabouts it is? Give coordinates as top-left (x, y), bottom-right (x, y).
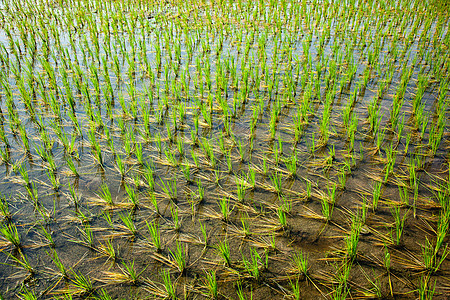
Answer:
top-left (0, 0), bottom-right (449, 299)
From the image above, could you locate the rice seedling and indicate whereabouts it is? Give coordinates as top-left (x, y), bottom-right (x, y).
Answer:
top-left (36, 225), bottom-right (55, 248)
top-left (47, 248), bottom-right (68, 278)
top-left (100, 260), bottom-right (146, 285)
top-left (269, 171), bottom-right (283, 195)
top-left (372, 181), bottom-right (383, 211)
top-left (203, 269), bottom-right (218, 299)
top-left (168, 240), bottom-right (187, 274)
top-left (241, 247), bottom-right (262, 281)
top-left (388, 203), bottom-right (408, 246)
top-left (93, 183), bottom-right (114, 208)
top-left (0, 222), bottom-right (21, 249)
top-left (171, 204), bottom-right (181, 232)
top-left (417, 275), bottom-right (436, 300)
top-left (321, 196), bottom-right (334, 222)
top-left (3, 250), bottom-right (35, 277)
top-left (236, 177), bottom-right (247, 202)
top-left (219, 196), bottom-right (232, 222)
top-left (17, 288), bottom-right (37, 300)
top-left (125, 183), bottom-right (139, 209)
top-left (236, 281), bottom-right (252, 300)
top-left (146, 220), bottom-right (162, 252)
top-left (158, 178), bottom-right (177, 201)
top-left (96, 238), bottom-right (117, 263)
top-left (69, 270), bottom-right (94, 296)
top-left (217, 238), bottom-right (231, 267)
top-left (119, 211), bottom-right (138, 237)
top-left (346, 215), bottom-right (362, 260)
top-left (291, 250), bottom-right (309, 277)
top-left (289, 278), bottom-right (301, 300)
top-left (160, 269), bottom-right (177, 299)
top-left (0, 194), bottom-right (12, 222)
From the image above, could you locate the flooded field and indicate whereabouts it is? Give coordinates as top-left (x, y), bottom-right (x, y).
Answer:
top-left (0, 0), bottom-right (449, 299)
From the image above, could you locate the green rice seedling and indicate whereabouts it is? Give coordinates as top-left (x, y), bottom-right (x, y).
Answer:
top-left (37, 225), bottom-right (55, 248)
top-left (46, 170), bottom-right (61, 191)
top-left (241, 247), bottom-right (262, 281)
top-left (161, 269), bottom-right (177, 299)
top-left (217, 238), bottom-right (231, 267)
top-left (181, 163), bottom-right (192, 183)
top-left (277, 207), bottom-right (287, 229)
top-left (321, 197), bottom-right (334, 222)
top-left (308, 132), bottom-right (316, 155)
top-left (337, 167), bottom-right (347, 190)
top-left (115, 154), bottom-right (127, 179)
top-left (327, 184), bottom-right (337, 204)
top-left (158, 178), bottom-right (177, 201)
top-left (239, 214), bottom-right (251, 238)
top-left (176, 137), bottom-right (184, 157)
top-left (372, 181), bottom-right (382, 211)
top-left (155, 133), bottom-right (163, 153)
top-left (389, 205), bottom-right (408, 246)
top-left (219, 197), bottom-right (231, 222)
top-left (199, 221), bottom-right (208, 245)
top-left (119, 211), bottom-right (138, 236)
top-left (398, 185), bottom-right (409, 206)
top-left (289, 278), bottom-right (301, 300)
top-left (269, 171), bottom-right (283, 195)
top-left (102, 211), bottom-right (115, 229)
top-left (247, 168), bottom-right (256, 190)
top-left (236, 281), bottom-right (252, 300)
top-left (146, 220), bottom-right (162, 252)
top-left (419, 237), bottom-right (445, 272)
top-left (0, 195), bottom-right (11, 222)
top-left (148, 191), bottom-right (159, 215)
top-left (70, 270), bottom-right (94, 296)
top-left (144, 163), bottom-right (155, 191)
top-left (18, 288), bottom-right (37, 300)
top-left (67, 183), bottom-right (81, 210)
top-left (125, 184), bottom-right (139, 209)
top-left (96, 238), bottom-right (116, 263)
top-left (191, 149), bottom-right (200, 168)
top-left (285, 151), bottom-right (298, 178)
top-left (346, 215), bottom-right (362, 260)
top-left (236, 177), bottom-right (247, 202)
top-left (203, 270), bottom-right (218, 299)
top-left (418, 275), bottom-right (436, 300)
top-left (76, 223), bottom-right (95, 248)
top-left (116, 260), bottom-right (146, 285)
top-left (164, 148), bottom-right (178, 167)
top-left (169, 241), bottom-right (186, 274)
top-left (18, 124), bottom-right (30, 154)
top-left (135, 143), bottom-right (144, 165)
top-left (171, 204), bottom-right (181, 231)
top-left (237, 138), bottom-right (245, 161)
top-left (4, 250), bottom-right (34, 277)
top-left (197, 179), bottom-right (205, 202)
top-left (96, 288), bottom-right (113, 300)
top-left (97, 183), bottom-right (114, 207)
top-left (0, 222), bottom-right (21, 249)
top-left (66, 156), bottom-right (79, 178)
top-left (18, 164), bottom-right (30, 187)
top-left (0, 146), bottom-right (10, 164)
top-left (279, 194), bottom-right (291, 214)
top-left (47, 248), bottom-right (68, 278)
top-left (291, 250), bottom-right (309, 276)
